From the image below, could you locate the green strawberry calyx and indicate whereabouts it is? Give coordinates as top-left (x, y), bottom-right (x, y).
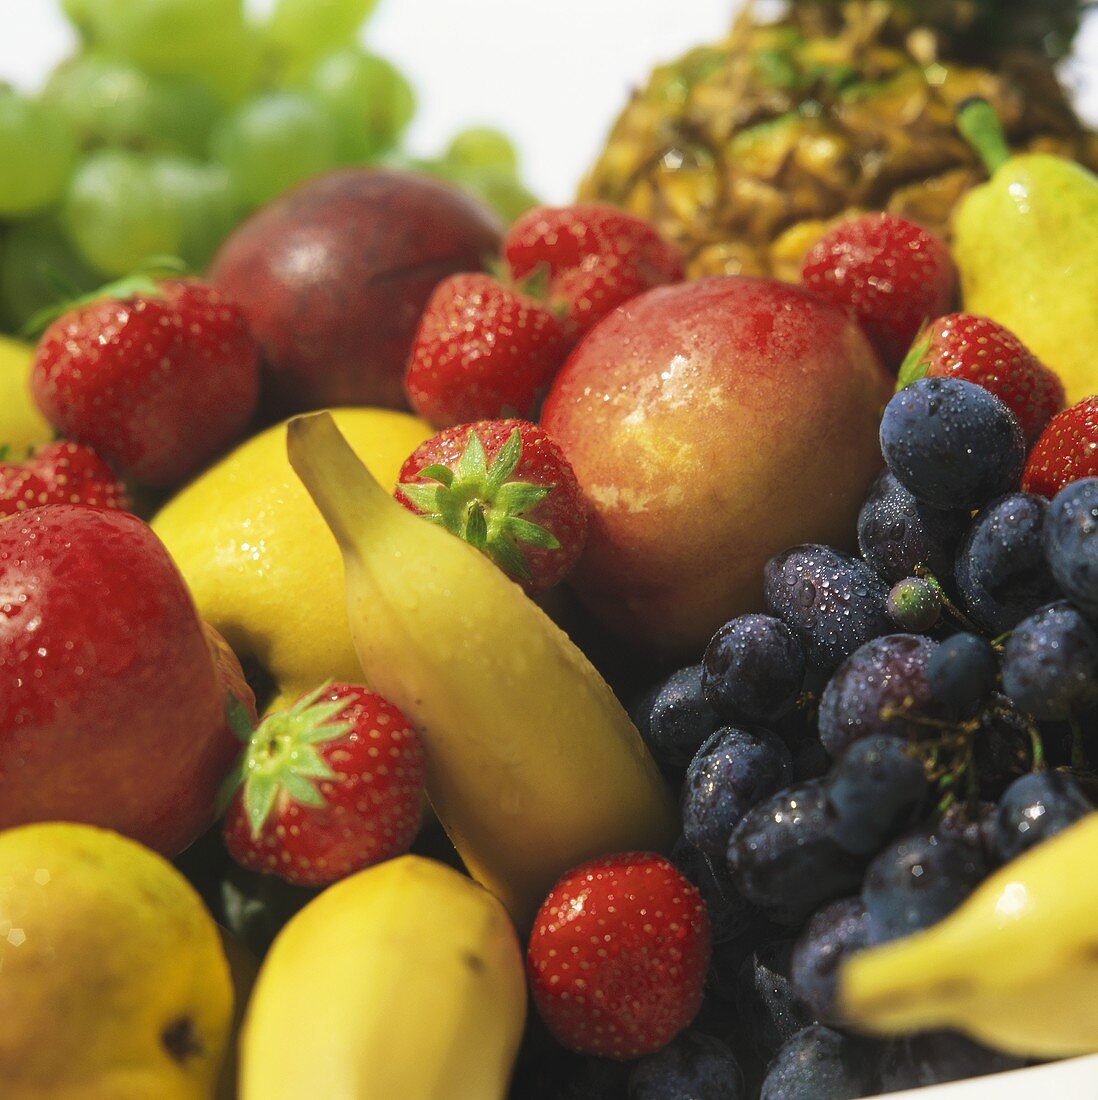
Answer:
top-left (896, 332), bottom-right (933, 391)
top-left (20, 255), bottom-right (189, 339)
top-left (219, 683), bottom-right (354, 839)
top-left (399, 427), bottom-right (560, 583)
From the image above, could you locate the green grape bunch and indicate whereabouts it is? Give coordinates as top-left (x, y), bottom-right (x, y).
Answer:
top-left (0, 0), bottom-right (538, 336)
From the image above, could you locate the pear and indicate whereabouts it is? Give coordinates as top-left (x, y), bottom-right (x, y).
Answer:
top-left (953, 98), bottom-right (1098, 406)
top-left (0, 823), bottom-right (232, 1099)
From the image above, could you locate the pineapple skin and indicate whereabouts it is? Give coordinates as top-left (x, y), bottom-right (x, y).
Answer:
top-left (581, 7), bottom-right (1098, 281)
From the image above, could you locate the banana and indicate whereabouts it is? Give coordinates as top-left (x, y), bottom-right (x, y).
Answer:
top-left (240, 855), bottom-right (526, 1100)
top-left (286, 412), bottom-right (677, 927)
top-left (840, 812), bottom-right (1098, 1058)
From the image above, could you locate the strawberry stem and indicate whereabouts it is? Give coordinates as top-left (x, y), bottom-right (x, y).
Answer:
top-left (220, 683), bottom-right (354, 838)
top-left (399, 427), bottom-right (559, 583)
top-left (20, 256), bottom-right (189, 339)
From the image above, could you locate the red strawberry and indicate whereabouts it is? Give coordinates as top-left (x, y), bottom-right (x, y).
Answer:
top-left (1022, 397), bottom-right (1098, 498)
top-left (31, 278), bottom-right (260, 487)
top-left (222, 682), bottom-right (426, 887)
top-left (0, 440), bottom-right (130, 517)
top-left (527, 851), bottom-right (711, 1059)
top-left (404, 273), bottom-right (572, 429)
top-left (897, 314), bottom-right (1066, 443)
top-left (395, 418), bottom-right (588, 590)
top-left (503, 203), bottom-right (685, 334)
top-left (801, 213), bottom-right (957, 370)
top-left (204, 621), bottom-right (259, 731)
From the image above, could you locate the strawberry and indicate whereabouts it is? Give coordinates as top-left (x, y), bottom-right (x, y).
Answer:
top-left (896, 314), bottom-right (1066, 443)
top-left (503, 203), bottom-right (685, 334)
top-left (0, 440), bottom-right (130, 517)
top-left (204, 621), bottom-right (259, 731)
top-left (404, 273), bottom-right (572, 429)
top-left (395, 418), bottom-right (588, 590)
top-left (222, 682), bottom-right (426, 887)
top-left (801, 213), bottom-right (957, 371)
top-left (31, 278), bottom-right (260, 487)
top-left (527, 851), bottom-right (711, 1060)
top-left (1022, 397), bottom-right (1098, 498)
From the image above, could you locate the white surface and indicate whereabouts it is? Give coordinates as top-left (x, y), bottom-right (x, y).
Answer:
top-left (877, 1053), bottom-right (1098, 1099)
top-left (0, 0), bottom-right (1095, 202)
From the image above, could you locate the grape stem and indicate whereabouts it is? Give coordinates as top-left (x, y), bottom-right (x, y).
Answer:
top-left (913, 566), bottom-right (979, 634)
top-left (1070, 718), bottom-right (1088, 773)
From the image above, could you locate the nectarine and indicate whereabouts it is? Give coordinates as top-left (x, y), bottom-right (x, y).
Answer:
top-left (541, 277), bottom-right (891, 655)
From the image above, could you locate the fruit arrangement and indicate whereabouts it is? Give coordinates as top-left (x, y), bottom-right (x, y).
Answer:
top-left (2, 3), bottom-right (1098, 1099)
top-left (581, 0), bottom-right (1098, 282)
top-left (0, 0), bottom-right (536, 336)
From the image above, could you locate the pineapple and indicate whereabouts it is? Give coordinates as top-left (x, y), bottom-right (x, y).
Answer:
top-left (581, 1), bottom-right (1098, 280)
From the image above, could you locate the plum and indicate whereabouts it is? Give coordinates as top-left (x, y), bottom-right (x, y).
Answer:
top-left (540, 276), bottom-right (891, 655)
top-left (210, 168), bottom-right (501, 419)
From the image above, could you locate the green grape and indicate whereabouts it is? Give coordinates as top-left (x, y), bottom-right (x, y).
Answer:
top-left (421, 157), bottom-right (539, 225)
top-left (182, 21), bottom-right (267, 106)
top-left (59, 0), bottom-right (247, 82)
top-left (0, 215), bottom-right (102, 332)
top-left (306, 48), bottom-right (415, 163)
top-left (151, 157), bottom-right (237, 271)
top-left (212, 92), bottom-right (340, 210)
top-left (0, 90), bottom-right (78, 218)
top-left (267, 0), bottom-right (379, 78)
top-left (64, 150), bottom-right (183, 277)
top-left (445, 128), bottom-right (520, 174)
top-left (448, 166), bottom-right (540, 225)
top-left (42, 54), bottom-right (221, 158)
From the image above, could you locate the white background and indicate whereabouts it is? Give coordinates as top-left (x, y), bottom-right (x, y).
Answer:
top-left (0, 0), bottom-right (1095, 203)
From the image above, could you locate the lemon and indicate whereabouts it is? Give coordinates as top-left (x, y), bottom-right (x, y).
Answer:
top-left (0, 334), bottom-right (52, 456)
top-left (0, 822), bottom-right (232, 1100)
top-left (153, 407), bottom-right (432, 710)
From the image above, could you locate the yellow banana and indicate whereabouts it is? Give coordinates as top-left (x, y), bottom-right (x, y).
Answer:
top-left (840, 812), bottom-right (1098, 1058)
top-left (239, 855), bottom-right (526, 1100)
top-left (286, 412), bottom-right (677, 927)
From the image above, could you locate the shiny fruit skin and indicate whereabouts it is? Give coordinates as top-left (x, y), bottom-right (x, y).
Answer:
top-left (240, 855), bottom-right (526, 1100)
top-left (31, 280), bottom-right (260, 488)
top-left (0, 505), bottom-right (237, 853)
top-left (840, 812), bottom-right (1098, 1058)
top-left (0, 822), bottom-right (232, 1100)
top-left (209, 168), bottom-right (502, 419)
top-left (287, 413), bottom-right (677, 928)
top-left (541, 276), bottom-right (891, 655)
top-left (152, 406), bottom-right (432, 712)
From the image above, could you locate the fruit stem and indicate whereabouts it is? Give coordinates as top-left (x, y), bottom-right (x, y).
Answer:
top-left (1027, 720), bottom-right (1046, 772)
top-left (956, 98), bottom-right (1012, 176)
top-left (1070, 718), bottom-right (1088, 773)
top-left (914, 567), bottom-right (979, 634)
top-left (286, 413), bottom-right (387, 554)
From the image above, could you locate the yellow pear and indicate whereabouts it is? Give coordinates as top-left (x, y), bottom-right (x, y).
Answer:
top-left (0, 334), bottom-right (52, 455)
top-left (0, 822), bottom-right (232, 1100)
top-left (152, 407), bottom-right (431, 711)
